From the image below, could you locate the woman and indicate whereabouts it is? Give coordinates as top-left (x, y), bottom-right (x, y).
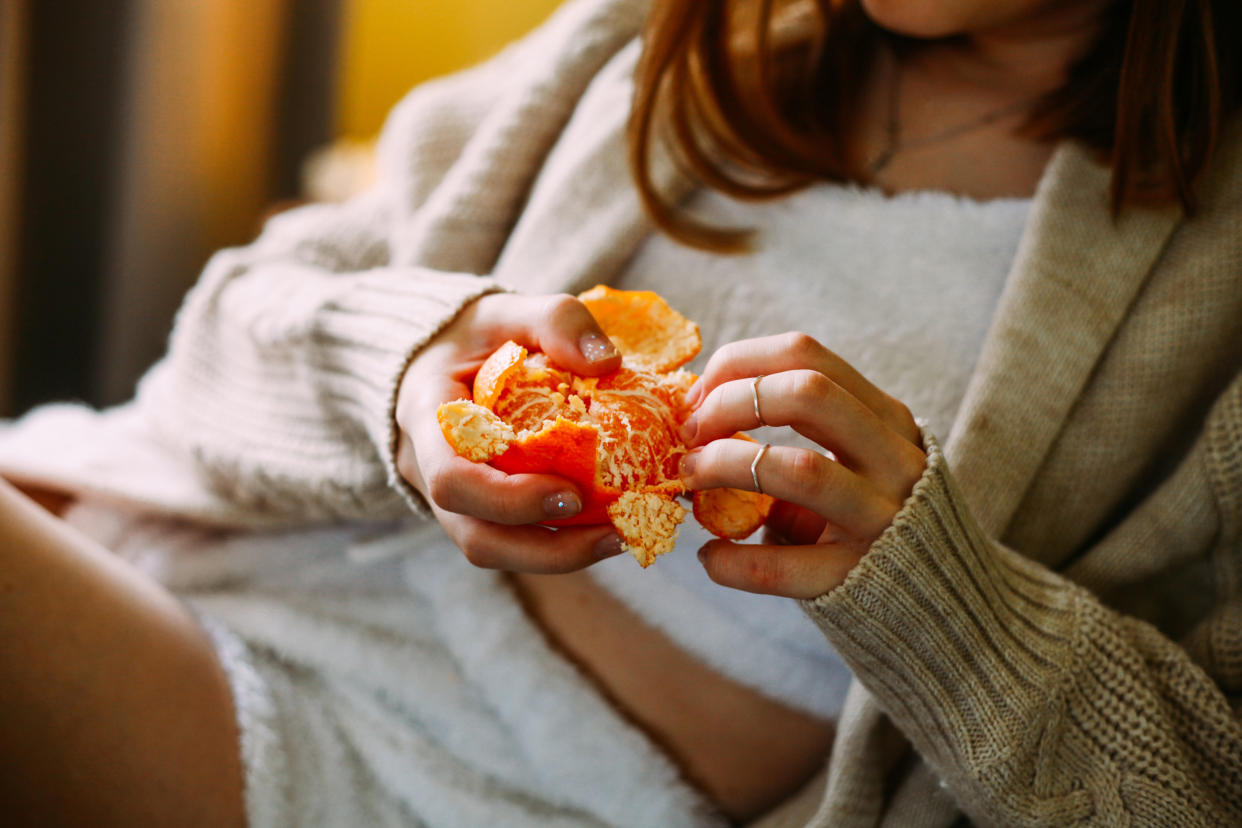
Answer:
top-left (1, 0), bottom-right (1238, 824)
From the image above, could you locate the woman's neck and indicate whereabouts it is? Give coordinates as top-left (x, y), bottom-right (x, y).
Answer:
top-left (854, 4), bottom-right (1112, 200)
top-left (937, 1), bottom-right (1112, 99)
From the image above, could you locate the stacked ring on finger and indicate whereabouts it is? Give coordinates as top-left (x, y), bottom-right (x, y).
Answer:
top-left (750, 443), bottom-right (770, 495)
top-left (685, 438), bottom-right (898, 541)
top-left (752, 374), bottom-right (767, 428)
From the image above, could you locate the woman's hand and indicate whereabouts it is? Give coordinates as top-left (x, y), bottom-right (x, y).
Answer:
top-left (394, 292), bottom-right (626, 572)
top-left (678, 332), bottom-right (927, 599)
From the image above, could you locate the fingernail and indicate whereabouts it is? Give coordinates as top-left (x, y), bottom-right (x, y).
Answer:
top-left (594, 533), bottom-right (624, 559)
top-left (696, 544), bottom-right (709, 563)
top-left (579, 331), bottom-right (619, 364)
top-left (543, 491), bottom-right (582, 518)
top-left (680, 414), bottom-right (700, 446)
top-left (679, 450), bottom-right (698, 479)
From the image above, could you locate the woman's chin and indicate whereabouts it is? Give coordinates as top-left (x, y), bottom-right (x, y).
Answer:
top-left (858, 0), bottom-right (970, 39)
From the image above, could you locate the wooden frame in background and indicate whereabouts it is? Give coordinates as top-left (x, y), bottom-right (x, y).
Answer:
top-left (0, 0), bottom-right (25, 415)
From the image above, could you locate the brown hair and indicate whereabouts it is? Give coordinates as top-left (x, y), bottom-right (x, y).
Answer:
top-left (628, 0), bottom-right (1242, 252)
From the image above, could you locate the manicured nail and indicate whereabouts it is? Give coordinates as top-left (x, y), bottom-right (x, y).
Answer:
top-left (594, 533), bottom-right (624, 559)
top-left (679, 450), bottom-right (698, 479)
top-left (543, 491), bottom-right (582, 518)
top-left (579, 331), bottom-right (619, 364)
top-left (679, 415), bottom-right (698, 445)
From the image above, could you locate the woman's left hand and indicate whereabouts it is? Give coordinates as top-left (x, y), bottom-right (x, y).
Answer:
top-left (679, 332), bottom-right (927, 599)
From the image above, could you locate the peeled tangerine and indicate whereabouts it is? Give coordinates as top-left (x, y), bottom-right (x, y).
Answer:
top-left (436, 285), bottom-right (774, 568)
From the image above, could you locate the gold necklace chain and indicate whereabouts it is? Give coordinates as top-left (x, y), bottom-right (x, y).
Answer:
top-left (867, 57), bottom-right (1041, 177)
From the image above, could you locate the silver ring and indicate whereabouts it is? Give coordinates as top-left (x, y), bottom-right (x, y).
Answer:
top-left (752, 374), bottom-right (767, 428)
top-left (750, 443), bottom-right (771, 495)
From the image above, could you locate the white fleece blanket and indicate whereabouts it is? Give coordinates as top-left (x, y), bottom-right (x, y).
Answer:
top-left (0, 178), bottom-right (1030, 825)
top-left (59, 500), bottom-right (723, 827)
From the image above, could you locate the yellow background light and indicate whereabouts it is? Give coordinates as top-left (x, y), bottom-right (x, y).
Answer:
top-left (337, 0), bottom-right (564, 138)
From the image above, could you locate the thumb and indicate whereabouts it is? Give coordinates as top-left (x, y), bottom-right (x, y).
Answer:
top-left (530, 294), bottom-right (622, 376)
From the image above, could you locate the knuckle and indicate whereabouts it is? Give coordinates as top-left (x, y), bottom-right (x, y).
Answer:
top-left (897, 443), bottom-right (928, 488)
top-left (787, 448), bottom-right (828, 492)
top-left (885, 394), bottom-right (918, 433)
top-left (868, 498), bottom-right (904, 539)
top-left (715, 338), bottom-right (743, 361)
top-left (697, 384), bottom-right (726, 421)
top-left (744, 552), bottom-right (783, 592)
top-left (457, 529), bottom-right (497, 568)
top-left (700, 439), bottom-right (735, 486)
top-left (783, 331), bottom-right (823, 362)
top-left (461, 545), bottom-right (492, 568)
top-left (706, 339), bottom-right (745, 375)
top-left (424, 468), bottom-right (460, 512)
top-left (698, 441), bottom-right (732, 485)
top-left (891, 396), bottom-right (915, 423)
top-left (789, 369), bottom-right (833, 408)
top-left (543, 293), bottom-right (584, 326)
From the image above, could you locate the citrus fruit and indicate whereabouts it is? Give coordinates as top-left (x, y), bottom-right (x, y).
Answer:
top-left (437, 286), bottom-right (773, 567)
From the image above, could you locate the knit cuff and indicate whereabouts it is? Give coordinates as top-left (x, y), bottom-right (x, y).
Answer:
top-left (310, 269), bottom-right (506, 517)
top-left (801, 433), bottom-right (1085, 776)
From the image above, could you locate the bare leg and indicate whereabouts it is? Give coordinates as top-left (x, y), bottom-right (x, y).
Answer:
top-left (0, 478), bottom-right (245, 826)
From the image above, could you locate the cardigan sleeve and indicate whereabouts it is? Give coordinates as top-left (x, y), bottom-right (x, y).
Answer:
top-left (134, 191), bottom-right (503, 522)
top-left (803, 371), bottom-right (1242, 826)
top-left (127, 0), bottom-right (647, 523)
top-left (124, 40), bottom-right (520, 524)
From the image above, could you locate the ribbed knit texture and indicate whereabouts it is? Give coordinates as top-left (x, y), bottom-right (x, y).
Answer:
top-left (133, 0), bottom-right (650, 523)
top-left (0, 0), bottom-right (1239, 824)
top-left (805, 422), bottom-right (1242, 826)
top-left (136, 181), bottom-right (504, 523)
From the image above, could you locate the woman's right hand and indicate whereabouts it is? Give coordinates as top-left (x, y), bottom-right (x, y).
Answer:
top-left (394, 292), bottom-right (627, 572)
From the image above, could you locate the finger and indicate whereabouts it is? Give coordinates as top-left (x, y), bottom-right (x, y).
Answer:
top-left (698, 538), bottom-right (868, 599)
top-left (438, 511), bottom-right (624, 573)
top-left (410, 426), bottom-right (589, 525)
top-left (687, 332), bottom-right (919, 444)
top-left (395, 331), bottom-right (480, 434)
top-left (398, 304), bottom-right (613, 525)
top-left (764, 501), bottom-right (827, 545)
top-left (683, 370), bottom-right (927, 490)
top-left (473, 293), bottom-right (622, 376)
top-left (398, 368), bottom-right (587, 525)
top-left (681, 439), bottom-right (898, 540)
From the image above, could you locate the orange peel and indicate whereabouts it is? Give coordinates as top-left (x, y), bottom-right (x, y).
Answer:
top-left (437, 286), bottom-right (772, 567)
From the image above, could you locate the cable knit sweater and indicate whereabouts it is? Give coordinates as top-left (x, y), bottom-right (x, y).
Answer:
top-left (2, 0), bottom-right (1240, 824)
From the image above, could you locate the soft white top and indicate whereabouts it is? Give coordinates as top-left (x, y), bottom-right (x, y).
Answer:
top-left (594, 183), bottom-right (1032, 720)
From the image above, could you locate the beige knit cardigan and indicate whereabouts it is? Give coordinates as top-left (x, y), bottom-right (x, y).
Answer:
top-left (5, 0), bottom-right (1241, 824)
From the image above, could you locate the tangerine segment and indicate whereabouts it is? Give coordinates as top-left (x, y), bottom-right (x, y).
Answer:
top-left (608, 491), bottom-right (688, 568)
top-left (693, 487), bottom-right (775, 540)
top-left (579, 285), bottom-right (701, 373)
top-left (691, 431), bottom-right (773, 539)
top-left (436, 400), bottom-right (516, 462)
top-left (492, 354), bottom-right (584, 434)
top-left (589, 368), bottom-right (694, 489)
top-left (437, 287), bottom-right (770, 568)
top-left (472, 340), bottom-right (528, 410)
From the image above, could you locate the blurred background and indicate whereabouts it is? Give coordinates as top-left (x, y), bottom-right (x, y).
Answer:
top-left (0, 0), bottom-right (562, 418)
